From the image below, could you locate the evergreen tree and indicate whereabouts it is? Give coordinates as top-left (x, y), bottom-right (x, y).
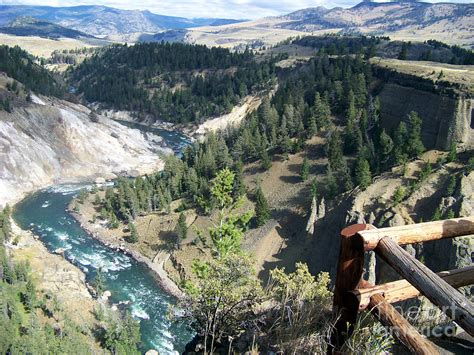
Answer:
top-left (445, 175), bottom-right (456, 196)
top-left (379, 129), bottom-right (394, 165)
top-left (128, 223), bottom-right (139, 243)
top-left (327, 130), bottom-right (344, 171)
top-left (92, 267), bottom-right (105, 297)
top-left (431, 207), bottom-right (442, 221)
top-left (21, 279), bottom-right (37, 311)
top-left (354, 157), bottom-right (371, 190)
top-left (446, 141), bottom-right (457, 163)
top-left (312, 92), bottom-right (331, 128)
top-left (345, 89), bottom-right (357, 123)
top-left (0, 206), bottom-right (12, 243)
top-left (260, 150), bottom-right (272, 171)
top-left (232, 161), bottom-right (246, 198)
top-left (255, 186), bottom-right (270, 227)
top-left (393, 121), bottom-right (408, 164)
top-left (392, 186), bottom-right (406, 206)
top-left (300, 158), bottom-right (310, 182)
top-left (446, 209), bottom-right (455, 219)
top-left (406, 111), bottom-right (425, 158)
top-left (175, 213), bottom-right (188, 240)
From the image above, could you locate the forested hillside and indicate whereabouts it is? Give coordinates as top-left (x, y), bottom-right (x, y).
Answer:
top-left (70, 42), bottom-right (277, 123)
top-left (0, 45), bottom-right (65, 97)
top-left (294, 35), bottom-right (474, 65)
top-left (88, 52), bottom-right (425, 229)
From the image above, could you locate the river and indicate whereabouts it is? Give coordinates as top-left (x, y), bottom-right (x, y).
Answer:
top-left (12, 123), bottom-right (194, 354)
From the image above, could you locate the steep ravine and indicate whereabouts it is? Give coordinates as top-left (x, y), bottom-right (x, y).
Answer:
top-left (0, 95), bottom-right (177, 207)
top-left (309, 154), bottom-right (474, 283)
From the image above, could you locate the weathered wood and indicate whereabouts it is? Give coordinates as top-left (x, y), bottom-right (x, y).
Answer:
top-left (331, 224), bottom-right (372, 350)
top-left (368, 290), bottom-right (440, 355)
top-left (358, 216), bottom-right (474, 250)
top-left (354, 265), bottom-right (474, 309)
top-left (375, 237), bottom-right (474, 336)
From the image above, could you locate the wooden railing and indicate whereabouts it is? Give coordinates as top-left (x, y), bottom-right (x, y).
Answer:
top-left (331, 217), bottom-right (474, 354)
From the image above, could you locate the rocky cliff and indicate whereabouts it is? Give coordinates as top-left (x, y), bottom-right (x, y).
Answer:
top-left (0, 93), bottom-right (170, 207)
top-left (374, 61), bottom-right (473, 150)
top-left (309, 153), bottom-right (474, 285)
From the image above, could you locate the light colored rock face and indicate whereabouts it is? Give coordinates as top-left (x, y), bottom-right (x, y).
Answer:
top-left (378, 83), bottom-right (473, 150)
top-left (0, 97), bottom-right (171, 207)
top-left (194, 95), bottom-right (262, 137)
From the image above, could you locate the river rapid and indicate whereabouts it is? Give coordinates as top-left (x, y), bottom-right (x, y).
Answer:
top-left (12, 123), bottom-right (193, 354)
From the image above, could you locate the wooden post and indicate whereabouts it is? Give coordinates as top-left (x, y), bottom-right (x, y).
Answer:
top-left (368, 291), bottom-right (440, 355)
top-left (376, 237), bottom-right (474, 336)
top-left (358, 216), bottom-right (474, 250)
top-left (331, 224), bottom-right (372, 350)
top-left (354, 265), bottom-right (474, 309)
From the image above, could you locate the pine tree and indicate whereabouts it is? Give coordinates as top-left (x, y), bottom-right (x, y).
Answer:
top-left (431, 207), bottom-right (441, 221)
top-left (128, 223), bottom-right (138, 243)
top-left (92, 268), bottom-right (105, 297)
top-left (392, 186), bottom-right (406, 206)
top-left (327, 130), bottom-right (344, 171)
top-left (232, 161), bottom-right (246, 198)
top-left (255, 186), bottom-right (270, 227)
top-left (379, 129), bottom-right (394, 165)
top-left (175, 213), bottom-right (187, 240)
top-left (345, 89), bottom-right (357, 123)
top-left (446, 141), bottom-right (457, 163)
top-left (300, 158), bottom-right (310, 182)
top-left (312, 92), bottom-right (331, 128)
top-left (260, 149), bottom-right (272, 171)
top-left (445, 175), bottom-right (456, 196)
top-left (406, 111), bottom-right (425, 158)
top-left (354, 157), bottom-right (371, 190)
top-left (393, 121), bottom-right (408, 164)
top-left (22, 278), bottom-right (37, 311)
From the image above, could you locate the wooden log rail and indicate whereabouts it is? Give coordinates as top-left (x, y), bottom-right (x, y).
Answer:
top-left (331, 216), bottom-right (474, 354)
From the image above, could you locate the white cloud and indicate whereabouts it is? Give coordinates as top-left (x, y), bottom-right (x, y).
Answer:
top-left (1, 0), bottom-right (473, 19)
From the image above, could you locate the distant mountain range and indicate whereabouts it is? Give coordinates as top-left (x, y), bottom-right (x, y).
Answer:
top-left (0, 16), bottom-right (95, 39)
top-left (278, 1), bottom-right (473, 34)
top-left (0, 2), bottom-right (472, 48)
top-left (0, 5), bottom-right (244, 37)
top-left (171, 1), bottom-right (474, 49)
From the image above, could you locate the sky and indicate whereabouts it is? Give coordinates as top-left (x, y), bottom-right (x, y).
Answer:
top-left (1, 0), bottom-right (473, 19)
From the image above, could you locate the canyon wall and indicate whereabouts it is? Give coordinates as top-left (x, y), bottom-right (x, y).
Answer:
top-left (0, 96), bottom-right (170, 207)
top-left (376, 70), bottom-right (473, 151)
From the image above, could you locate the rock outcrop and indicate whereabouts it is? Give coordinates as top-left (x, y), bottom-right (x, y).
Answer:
top-left (377, 72), bottom-right (473, 151)
top-left (310, 156), bottom-right (473, 288)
